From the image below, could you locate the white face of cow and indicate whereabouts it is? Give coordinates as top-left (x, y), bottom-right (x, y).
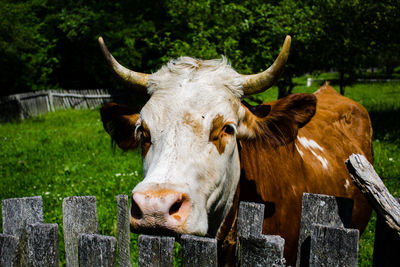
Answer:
top-left (98, 36), bottom-right (293, 237)
top-left (131, 57), bottom-right (245, 236)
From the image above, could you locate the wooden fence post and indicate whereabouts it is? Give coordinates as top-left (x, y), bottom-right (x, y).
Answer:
top-left (0, 89), bottom-right (135, 121)
top-left (1, 196), bottom-right (43, 266)
top-left (116, 194), bottom-right (132, 267)
top-left (296, 193), bottom-right (353, 267)
top-left (63, 196), bottom-right (99, 267)
top-left (373, 207), bottom-right (400, 267)
top-left (309, 224), bottom-right (359, 267)
top-left (346, 154), bottom-right (400, 266)
top-left (78, 233), bottom-right (117, 267)
top-left (48, 91), bottom-right (55, 112)
top-left (138, 235), bottom-right (175, 267)
top-left (181, 235), bottom-right (218, 267)
top-left (237, 202), bottom-right (264, 237)
top-left (237, 235), bottom-right (285, 267)
top-left (14, 94), bottom-right (24, 120)
top-left (346, 154), bottom-right (400, 233)
top-left (1, 196), bottom-right (44, 238)
top-left (26, 223), bottom-right (59, 267)
top-left (0, 234), bottom-right (18, 267)
top-left (236, 202), bottom-right (286, 267)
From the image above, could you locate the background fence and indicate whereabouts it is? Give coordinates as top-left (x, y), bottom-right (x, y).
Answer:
top-left (0, 89), bottom-right (134, 122)
top-left (1, 193), bottom-right (399, 266)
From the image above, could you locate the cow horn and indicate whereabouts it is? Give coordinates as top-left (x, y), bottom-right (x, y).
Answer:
top-left (98, 36), bottom-right (149, 90)
top-left (242, 35), bottom-right (291, 95)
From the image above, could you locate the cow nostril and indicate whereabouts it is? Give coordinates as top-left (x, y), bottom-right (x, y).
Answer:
top-left (169, 200), bottom-right (183, 215)
top-left (131, 198), bottom-right (143, 219)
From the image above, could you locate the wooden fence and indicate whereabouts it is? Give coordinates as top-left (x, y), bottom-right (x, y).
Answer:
top-left (1, 192), bottom-right (398, 266)
top-left (0, 89), bottom-right (133, 122)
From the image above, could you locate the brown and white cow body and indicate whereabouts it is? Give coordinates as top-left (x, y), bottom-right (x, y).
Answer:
top-left (99, 36), bottom-right (372, 265)
top-left (236, 85), bottom-right (373, 264)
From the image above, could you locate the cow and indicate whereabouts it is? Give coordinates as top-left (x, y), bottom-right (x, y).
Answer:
top-left (98, 36), bottom-right (372, 265)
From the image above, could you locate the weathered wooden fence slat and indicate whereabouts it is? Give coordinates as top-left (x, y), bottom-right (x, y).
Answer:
top-left (181, 235), bottom-right (218, 267)
top-left (1, 196), bottom-right (44, 237)
top-left (237, 235), bottom-right (285, 267)
top-left (62, 196), bottom-right (99, 267)
top-left (1, 196), bottom-right (44, 266)
top-left (346, 154), bottom-right (400, 234)
top-left (116, 195), bottom-right (132, 267)
top-left (237, 202), bottom-right (264, 238)
top-left (26, 223), bottom-right (59, 267)
top-left (309, 224), bottom-right (359, 267)
top-left (138, 235), bottom-right (175, 267)
top-left (0, 89), bottom-right (132, 122)
top-left (78, 233), bottom-right (117, 267)
top-left (0, 190), bottom-right (397, 266)
top-left (0, 234), bottom-right (18, 267)
top-left (346, 154), bottom-right (400, 266)
top-left (296, 193), bottom-right (354, 267)
top-left (51, 92), bottom-right (114, 98)
top-left (236, 202), bottom-right (286, 267)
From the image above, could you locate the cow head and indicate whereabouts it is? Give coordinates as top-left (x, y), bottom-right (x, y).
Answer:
top-left (99, 36), bottom-right (316, 237)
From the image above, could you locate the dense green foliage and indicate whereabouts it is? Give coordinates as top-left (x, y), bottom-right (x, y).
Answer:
top-left (1, 80), bottom-right (399, 265)
top-left (1, 0), bottom-right (399, 97)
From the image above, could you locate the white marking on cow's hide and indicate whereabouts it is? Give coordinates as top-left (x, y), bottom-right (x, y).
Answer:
top-left (297, 136), bottom-right (324, 152)
top-left (295, 144), bottom-right (304, 157)
top-left (344, 179), bottom-right (351, 190)
top-left (291, 185), bottom-right (298, 195)
top-left (297, 136), bottom-right (328, 169)
top-left (310, 149), bottom-right (329, 169)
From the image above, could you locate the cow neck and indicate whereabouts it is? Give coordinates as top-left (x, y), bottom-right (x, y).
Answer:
top-left (215, 141), bottom-right (242, 266)
top-left (216, 139), bottom-right (243, 239)
top-left (216, 178), bottom-right (240, 242)
top-left (216, 176), bottom-right (240, 266)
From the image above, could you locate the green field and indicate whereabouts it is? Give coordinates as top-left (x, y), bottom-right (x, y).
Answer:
top-left (1, 81), bottom-right (399, 266)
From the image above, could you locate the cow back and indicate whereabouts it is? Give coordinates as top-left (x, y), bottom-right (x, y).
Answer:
top-left (238, 84), bottom-right (373, 265)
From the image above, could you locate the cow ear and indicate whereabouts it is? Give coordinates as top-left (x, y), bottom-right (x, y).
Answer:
top-left (241, 100), bottom-right (272, 118)
top-left (238, 93), bottom-right (317, 146)
top-left (100, 102), bottom-right (141, 150)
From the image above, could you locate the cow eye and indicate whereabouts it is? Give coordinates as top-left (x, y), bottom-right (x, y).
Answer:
top-left (222, 124), bottom-right (235, 135)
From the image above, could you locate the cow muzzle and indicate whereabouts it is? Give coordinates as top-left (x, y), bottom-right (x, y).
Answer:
top-left (130, 189), bottom-right (191, 234)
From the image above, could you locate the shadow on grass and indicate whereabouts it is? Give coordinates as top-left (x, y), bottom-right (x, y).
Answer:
top-left (369, 109), bottom-right (400, 144)
top-left (369, 108), bottom-right (400, 197)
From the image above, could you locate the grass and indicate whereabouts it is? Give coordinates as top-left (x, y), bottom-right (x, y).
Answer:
top-left (1, 80), bottom-right (399, 266)
top-left (0, 109), bottom-right (143, 265)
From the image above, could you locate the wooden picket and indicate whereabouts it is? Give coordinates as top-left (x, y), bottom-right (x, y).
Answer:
top-left (1, 192), bottom-right (384, 266)
top-left (0, 89), bottom-right (133, 122)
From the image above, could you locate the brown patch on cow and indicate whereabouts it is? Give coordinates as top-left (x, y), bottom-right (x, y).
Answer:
top-left (140, 189), bottom-right (188, 198)
top-left (239, 94), bottom-right (317, 147)
top-left (100, 102), bottom-right (141, 150)
top-left (140, 120), bottom-right (151, 157)
top-left (183, 112), bottom-right (203, 134)
top-left (209, 115), bottom-right (231, 154)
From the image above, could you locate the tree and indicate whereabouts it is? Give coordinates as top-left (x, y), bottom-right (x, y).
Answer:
top-left (0, 0), bottom-right (58, 96)
top-left (0, 0), bottom-right (398, 97)
top-left (309, 0), bottom-right (400, 95)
